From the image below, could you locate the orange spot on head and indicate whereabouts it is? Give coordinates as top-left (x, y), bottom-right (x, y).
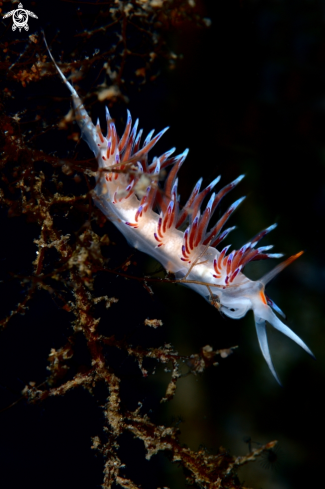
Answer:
top-left (259, 290), bottom-right (267, 305)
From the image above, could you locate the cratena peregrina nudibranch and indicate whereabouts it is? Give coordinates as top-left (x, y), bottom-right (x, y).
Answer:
top-left (46, 40), bottom-right (314, 384)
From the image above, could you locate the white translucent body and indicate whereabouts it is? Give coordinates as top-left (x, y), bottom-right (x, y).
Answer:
top-left (46, 40), bottom-right (314, 384)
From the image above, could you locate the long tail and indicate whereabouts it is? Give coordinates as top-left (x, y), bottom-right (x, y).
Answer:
top-left (42, 32), bottom-right (99, 156)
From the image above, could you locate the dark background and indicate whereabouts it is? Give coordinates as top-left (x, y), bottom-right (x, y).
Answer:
top-left (1, 0), bottom-right (325, 488)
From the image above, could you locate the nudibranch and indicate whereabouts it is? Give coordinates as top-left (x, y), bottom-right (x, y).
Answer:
top-left (45, 40), bottom-right (314, 384)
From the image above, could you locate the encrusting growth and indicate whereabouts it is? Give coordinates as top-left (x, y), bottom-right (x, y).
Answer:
top-left (45, 38), bottom-right (314, 384)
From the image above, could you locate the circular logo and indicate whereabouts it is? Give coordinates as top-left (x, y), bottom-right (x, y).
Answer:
top-left (12, 8), bottom-right (29, 31)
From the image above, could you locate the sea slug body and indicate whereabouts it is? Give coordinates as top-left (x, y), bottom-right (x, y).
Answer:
top-left (45, 40), bottom-right (314, 384)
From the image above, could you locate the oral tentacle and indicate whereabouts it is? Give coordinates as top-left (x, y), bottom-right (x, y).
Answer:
top-left (254, 316), bottom-right (282, 385)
